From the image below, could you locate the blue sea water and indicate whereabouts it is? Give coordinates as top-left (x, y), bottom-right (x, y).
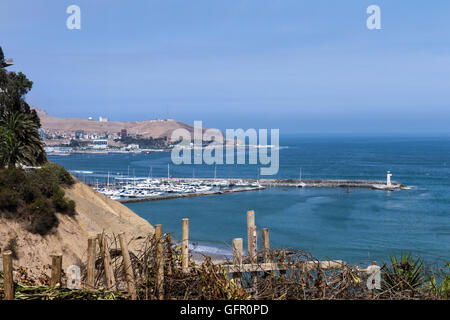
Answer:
top-left (49, 136), bottom-right (450, 265)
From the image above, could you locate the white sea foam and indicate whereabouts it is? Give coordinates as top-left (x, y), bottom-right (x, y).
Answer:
top-left (190, 244), bottom-right (233, 257)
top-left (70, 170), bottom-right (94, 174)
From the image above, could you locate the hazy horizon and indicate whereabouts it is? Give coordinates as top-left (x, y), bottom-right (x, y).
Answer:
top-left (2, 0), bottom-right (450, 134)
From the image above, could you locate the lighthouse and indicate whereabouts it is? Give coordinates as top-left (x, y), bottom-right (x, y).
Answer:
top-left (386, 171), bottom-right (392, 187)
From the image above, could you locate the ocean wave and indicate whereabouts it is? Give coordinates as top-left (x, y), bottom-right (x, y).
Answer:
top-left (190, 244), bottom-right (233, 257)
top-left (70, 170), bottom-right (94, 174)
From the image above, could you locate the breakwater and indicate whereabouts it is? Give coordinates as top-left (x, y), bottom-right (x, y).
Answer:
top-left (159, 177), bottom-right (404, 189)
top-left (117, 178), bottom-right (404, 203)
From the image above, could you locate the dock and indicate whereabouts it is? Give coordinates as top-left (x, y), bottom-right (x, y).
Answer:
top-left (118, 185), bottom-right (265, 203)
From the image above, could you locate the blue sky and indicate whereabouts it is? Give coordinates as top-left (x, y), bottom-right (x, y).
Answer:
top-left (1, 0), bottom-right (450, 134)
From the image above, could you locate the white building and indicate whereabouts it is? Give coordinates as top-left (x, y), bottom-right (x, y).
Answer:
top-left (126, 144), bottom-right (140, 150)
top-left (92, 139), bottom-right (108, 149)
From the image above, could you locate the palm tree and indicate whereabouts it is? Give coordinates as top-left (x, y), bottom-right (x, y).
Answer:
top-left (0, 111), bottom-right (45, 168)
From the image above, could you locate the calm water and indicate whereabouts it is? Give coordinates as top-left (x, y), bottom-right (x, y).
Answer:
top-left (49, 136), bottom-right (450, 265)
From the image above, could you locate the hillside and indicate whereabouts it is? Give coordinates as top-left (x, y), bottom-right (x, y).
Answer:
top-left (33, 108), bottom-right (198, 139)
top-left (0, 179), bottom-right (154, 273)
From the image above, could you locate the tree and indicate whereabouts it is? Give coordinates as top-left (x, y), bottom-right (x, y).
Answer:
top-left (0, 111), bottom-right (45, 168)
top-left (0, 46), bottom-right (40, 125)
top-left (0, 46), bottom-right (45, 167)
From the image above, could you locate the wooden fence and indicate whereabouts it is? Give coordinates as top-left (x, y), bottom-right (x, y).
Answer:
top-left (1, 209), bottom-right (380, 300)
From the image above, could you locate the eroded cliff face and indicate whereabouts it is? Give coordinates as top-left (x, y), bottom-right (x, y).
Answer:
top-left (0, 180), bottom-right (154, 274)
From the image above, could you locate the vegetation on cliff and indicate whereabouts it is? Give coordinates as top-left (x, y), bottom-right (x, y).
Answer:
top-left (0, 46), bottom-right (76, 235)
top-left (0, 46), bottom-right (45, 168)
top-left (0, 163), bottom-right (76, 235)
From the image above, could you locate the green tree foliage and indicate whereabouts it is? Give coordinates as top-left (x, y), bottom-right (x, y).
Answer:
top-left (0, 46), bottom-right (45, 167)
top-left (119, 136), bottom-right (168, 148)
top-left (0, 47), bottom-right (39, 122)
top-left (0, 111), bottom-right (45, 167)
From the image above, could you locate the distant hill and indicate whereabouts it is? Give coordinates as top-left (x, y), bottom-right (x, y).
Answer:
top-left (33, 107), bottom-right (199, 139)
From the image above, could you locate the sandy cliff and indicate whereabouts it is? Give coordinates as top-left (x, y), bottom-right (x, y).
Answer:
top-left (0, 180), bottom-right (154, 273)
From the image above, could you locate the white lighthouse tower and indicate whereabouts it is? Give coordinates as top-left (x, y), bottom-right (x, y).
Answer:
top-left (386, 171), bottom-right (392, 187)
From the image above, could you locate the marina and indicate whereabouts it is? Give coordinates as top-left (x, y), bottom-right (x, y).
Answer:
top-left (90, 171), bottom-right (404, 203)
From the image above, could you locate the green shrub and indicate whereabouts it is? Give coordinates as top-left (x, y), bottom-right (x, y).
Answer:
top-left (428, 262), bottom-right (450, 299)
top-left (0, 164), bottom-right (76, 235)
top-left (0, 168), bottom-right (26, 194)
top-left (382, 252), bottom-right (425, 295)
top-left (39, 163), bottom-right (75, 187)
top-left (27, 196), bottom-right (59, 235)
top-left (22, 183), bottom-right (40, 203)
top-left (51, 186), bottom-right (76, 216)
top-left (0, 189), bottom-right (19, 212)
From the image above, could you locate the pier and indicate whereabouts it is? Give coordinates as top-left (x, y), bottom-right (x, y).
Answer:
top-left (166, 177), bottom-right (404, 188)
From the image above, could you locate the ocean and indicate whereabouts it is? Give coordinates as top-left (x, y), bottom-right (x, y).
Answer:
top-left (48, 136), bottom-right (450, 265)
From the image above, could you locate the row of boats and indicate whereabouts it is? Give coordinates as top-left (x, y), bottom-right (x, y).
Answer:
top-left (94, 178), bottom-right (262, 200)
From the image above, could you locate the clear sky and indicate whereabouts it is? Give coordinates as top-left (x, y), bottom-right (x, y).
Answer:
top-left (1, 0), bottom-right (449, 134)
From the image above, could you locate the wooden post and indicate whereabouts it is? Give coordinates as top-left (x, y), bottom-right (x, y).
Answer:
top-left (262, 228), bottom-right (270, 263)
top-left (165, 233), bottom-right (174, 276)
top-left (118, 232), bottom-right (137, 300)
top-left (250, 226), bottom-right (257, 262)
top-left (247, 211), bottom-right (258, 296)
top-left (2, 250), bottom-right (14, 300)
top-left (182, 218), bottom-right (189, 273)
top-left (279, 250), bottom-right (287, 279)
top-left (247, 210), bottom-right (256, 263)
top-left (155, 224), bottom-right (164, 300)
top-left (50, 254), bottom-right (62, 287)
top-left (262, 228), bottom-right (272, 278)
top-left (97, 233), bottom-right (116, 290)
top-left (86, 236), bottom-right (96, 289)
top-left (232, 238), bottom-right (243, 288)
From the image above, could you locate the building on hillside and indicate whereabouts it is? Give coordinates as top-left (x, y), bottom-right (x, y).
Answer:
top-left (92, 139), bottom-right (108, 149)
top-left (121, 129), bottom-right (128, 138)
top-left (99, 116), bottom-right (109, 122)
top-left (126, 144), bottom-right (139, 150)
top-left (75, 130), bottom-right (84, 139)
